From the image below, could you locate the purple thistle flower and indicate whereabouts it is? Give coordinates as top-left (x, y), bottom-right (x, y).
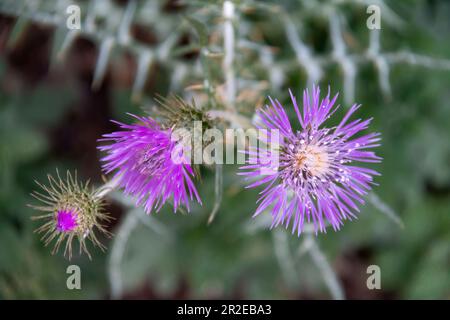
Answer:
top-left (56, 209), bottom-right (78, 232)
top-left (239, 86), bottom-right (382, 235)
top-left (99, 114), bottom-right (201, 213)
top-left (30, 170), bottom-right (111, 260)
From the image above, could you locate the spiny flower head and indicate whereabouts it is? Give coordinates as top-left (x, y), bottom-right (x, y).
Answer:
top-left (153, 95), bottom-right (216, 162)
top-left (153, 94), bottom-right (213, 130)
top-left (30, 171), bottom-right (111, 259)
top-left (239, 86), bottom-right (381, 235)
top-left (98, 112), bottom-right (202, 214)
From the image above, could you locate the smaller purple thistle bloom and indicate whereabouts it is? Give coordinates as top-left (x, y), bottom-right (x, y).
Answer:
top-left (30, 170), bottom-right (111, 259)
top-left (239, 86), bottom-right (382, 235)
top-left (99, 114), bottom-right (201, 214)
top-left (56, 209), bottom-right (78, 232)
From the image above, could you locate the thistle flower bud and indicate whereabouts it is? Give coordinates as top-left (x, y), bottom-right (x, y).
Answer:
top-left (29, 171), bottom-right (112, 260)
top-left (154, 94), bottom-right (214, 131)
top-left (154, 95), bottom-right (220, 166)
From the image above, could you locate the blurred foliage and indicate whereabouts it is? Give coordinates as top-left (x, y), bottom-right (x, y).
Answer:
top-left (0, 0), bottom-right (449, 299)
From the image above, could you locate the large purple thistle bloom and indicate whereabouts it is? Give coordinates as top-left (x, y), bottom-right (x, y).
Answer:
top-left (239, 86), bottom-right (381, 235)
top-left (99, 114), bottom-right (201, 213)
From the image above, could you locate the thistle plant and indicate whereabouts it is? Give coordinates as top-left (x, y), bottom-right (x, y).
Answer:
top-left (29, 171), bottom-right (111, 260)
top-left (3, 0), bottom-right (449, 299)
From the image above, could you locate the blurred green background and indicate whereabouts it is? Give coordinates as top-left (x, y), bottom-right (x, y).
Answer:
top-left (0, 0), bottom-right (449, 299)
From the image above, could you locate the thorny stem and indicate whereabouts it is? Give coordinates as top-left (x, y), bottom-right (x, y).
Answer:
top-left (204, 1), bottom-right (236, 224)
top-left (93, 175), bottom-right (122, 200)
top-left (300, 227), bottom-right (345, 300)
top-left (328, 11), bottom-right (356, 105)
top-left (272, 229), bottom-right (298, 286)
top-left (283, 14), bottom-right (322, 90)
top-left (108, 208), bottom-right (139, 299)
top-left (367, 192), bottom-right (404, 228)
top-left (1, 0), bottom-right (188, 94)
top-left (200, 48), bottom-right (217, 109)
top-left (263, 208), bottom-right (345, 298)
top-left (223, 1), bottom-right (236, 111)
top-left (4, 0), bottom-right (450, 107)
top-left (107, 193), bottom-right (173, 299)
top-left (268, 219), bottom-right (345, 299)
top-left (207, 164), bottom-right (223, 225)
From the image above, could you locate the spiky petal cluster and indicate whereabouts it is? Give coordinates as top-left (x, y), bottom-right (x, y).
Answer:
top-left (239, 86), bottom-right (381, 235)
top-left (30, 171), bottom-right (111, 259)
top-left (98, 114), bottom-right (201, 213)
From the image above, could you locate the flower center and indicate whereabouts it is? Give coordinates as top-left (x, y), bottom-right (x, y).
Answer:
top-left (279, 132), bottom-right (334, 191)
top-left (136, 147), bottom-right (167, 176)
top-left (56, 209), bottom-right (78, 232)
top-left (293, 145), bottom-right (330, 178)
